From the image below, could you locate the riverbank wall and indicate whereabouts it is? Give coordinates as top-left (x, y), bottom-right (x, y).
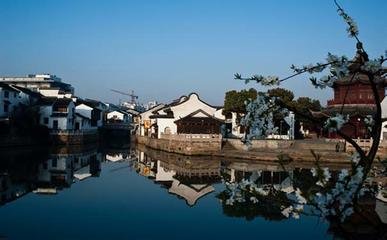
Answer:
top-left (50, 130), bottom-right (99, 145)
top-left (135, 135), bottom-right (353, 162)
top-left (136, 134), bottom-right (221, 155)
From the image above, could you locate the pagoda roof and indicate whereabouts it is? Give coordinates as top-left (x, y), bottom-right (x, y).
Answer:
top-left (311, 105), bottom-right (376, 119)
top-left (333, 72), bottom-right (387, 86)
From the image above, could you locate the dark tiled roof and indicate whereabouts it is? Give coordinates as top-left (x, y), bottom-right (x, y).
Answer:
top-left (52, 98), bottom-right (73, 109)
top-left (51, 112), bottom-right (68, 117)
top-left (37, 97), bottom-right (58, 106)
top-left (174, 109), bottom-right (224, 123)
top-left (0, 83), bottom-right (20, 92)
top-left (149, 114), bottom-right (174, 119)
top-left (11, 85), bottom-right (43, 99)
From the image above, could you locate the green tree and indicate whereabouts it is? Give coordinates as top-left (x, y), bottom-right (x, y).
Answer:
top-left (268, 88), bottom-right (295, 105)
top-left (223, 88), bottom-right (258, 116)
top-left (294, 97), bottom-right (322, 131)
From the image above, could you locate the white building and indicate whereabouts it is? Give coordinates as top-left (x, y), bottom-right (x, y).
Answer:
top-left (138, 104), bottom-right (165, 136)
top-left (147, 93), bottom-right (225, 138)
top-left (106, 110), bottom-right (131, 123)
top-left (39, 98), bottom-right (75, 130)
top-left (74, 100), bottom-right (104, 130)
top-left (0, 83), bottom-right (42, 119)
top-left (0, 74), bottom-right (74, 95)
top-left (381, 97), bottom-right (387, 140)
top-left (0, 83), bottom-right (22, 118)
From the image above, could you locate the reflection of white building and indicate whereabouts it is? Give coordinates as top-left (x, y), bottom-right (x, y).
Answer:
top-left (155, 160), bottom-right (216, 206)
top-left (106, 153), bottom-right (129, 162)
top-left (135, 149), bottom-right (219, 206)
top-left (36, 151), bottom-right (102, 192)
top-left (37, 156), bottom-right (74, 187)
top-left (169, 181), bottom-right (214, 206)
top-left (74, 165), bottom-right (92, 181)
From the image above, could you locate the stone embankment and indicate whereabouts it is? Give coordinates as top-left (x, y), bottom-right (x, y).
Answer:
top-left (136, 134), bottom-right (222, 156)
top-left (135, 135), bottom-right (357, 163)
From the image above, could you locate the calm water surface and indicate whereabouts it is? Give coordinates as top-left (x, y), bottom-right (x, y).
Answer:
top-left (0, 144), bottom-right (346, 240)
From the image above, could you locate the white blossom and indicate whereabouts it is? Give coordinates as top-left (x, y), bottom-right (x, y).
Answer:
top-left (324, 114), bottom-right (349, 132)
top-left (350, 152), bottom-right (361, 164)
top-left (364, 115), bottom-right (375, 132)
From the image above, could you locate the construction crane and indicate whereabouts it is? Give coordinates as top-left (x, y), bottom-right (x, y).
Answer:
top-left (110, 89), bottom-right (138, 104)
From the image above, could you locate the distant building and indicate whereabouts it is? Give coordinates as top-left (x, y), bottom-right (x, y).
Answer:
top-left (145, 101), bottom-right (158, 110)
top-left (0, 74), bottom-right (74, 95)
top-left (106, 110), bottom-right (131, 123)
top-left (0, 83), bottom-right (43, 119)
top-left (315, 52), bottom-right (387, 139)
top-left (0, 83), bottom-right (23, 118)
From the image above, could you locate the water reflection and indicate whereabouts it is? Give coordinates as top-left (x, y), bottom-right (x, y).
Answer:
top-left (34, 146), bottom-right (103, 194)
top-left (0, 144), bottom-right (386, 239)
top-left (134, 145), bottom-right (221, 206)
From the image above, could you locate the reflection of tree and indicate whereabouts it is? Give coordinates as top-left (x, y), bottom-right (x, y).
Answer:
top-left (217, 165), bottom-right (387, 239)
top-left (327, 200), bottom-right (387, 240)
top-left (217, 186), bottom-right (290, 221)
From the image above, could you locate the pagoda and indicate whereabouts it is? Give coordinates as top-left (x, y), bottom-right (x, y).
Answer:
top-left (320, 47), bottom-right (387, 139)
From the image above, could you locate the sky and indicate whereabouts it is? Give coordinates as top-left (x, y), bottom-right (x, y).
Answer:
top-left (0, 0), bottom-right (386, 106)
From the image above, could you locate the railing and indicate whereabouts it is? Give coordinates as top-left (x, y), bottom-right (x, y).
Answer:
top-left (160, 133), bottom-right (222, 140)
top-left (103, 123), bottom-right (133, 130)
top-left (50, 129), bottom-right (98, 135)
top-left (345, 138), bottom-right (387, 152)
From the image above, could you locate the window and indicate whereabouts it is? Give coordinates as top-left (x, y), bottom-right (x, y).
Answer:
top-left (164, 127), bottom-right (171, 134)
top-left (53, 107), bottom-right (67, 112)
top-left (4, 91), bottom-right (9, 98)
top-left (44, 117), bottom-right (49, 124)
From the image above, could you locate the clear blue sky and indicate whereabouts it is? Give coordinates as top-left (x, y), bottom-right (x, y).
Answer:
top-left (0, 0), bottom-right (386, 106)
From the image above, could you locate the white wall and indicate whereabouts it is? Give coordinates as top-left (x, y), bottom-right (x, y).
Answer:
top-left (381, 97), bottom-right (387, 140)
top-left (75, 115), bottom-right (93, 130)
top-left (75, 104), bottom-right (93, 119)
top-left (168, 93), bottom-right (217, 119)
top-left (154, 93), bottom-right (223, 138)
top-left (157, 118), bottom-right (176, 138)
top-left (39, 105), bottom-right (52, 127)
top-left (39, 89), bottom-right (61, 97)
top-left (107, 111), bottom-right (124, 121)
top-left (39, 101), bottom-right (75, 130)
